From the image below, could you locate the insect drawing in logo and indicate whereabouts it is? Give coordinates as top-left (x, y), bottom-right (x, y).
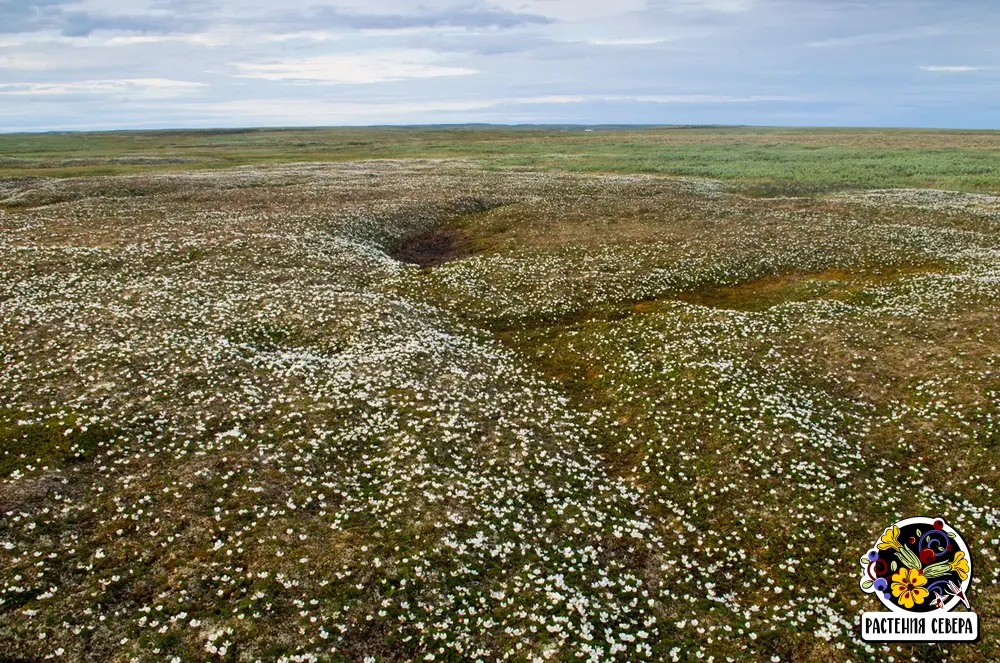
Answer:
top-left (859, 516), bottom-right (978, 642)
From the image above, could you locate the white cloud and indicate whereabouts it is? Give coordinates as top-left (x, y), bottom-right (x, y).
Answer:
top-left (585, 38), bottom-right (671, 46)
top-left (518, 94), bottom-right (795, 104)
top-left (231, 50), bottom-right (478, 84)
top-left (261, 31), bottom-right (347, 43)
top-left (919, 65), bottom-right (989, 72)
top-left (259, 27), bottom-right (498, 43)
top-left (445, 0), bottom-right (647, 22)
top-left (666, 0), bottom-right (754, 13)
top-left (0, 53), bottom-right (61, 71)
top-left (0, 33), bottom-right (62, 48)
top-left (0, 31), bottom-right (235, 48)
top-left (184, 93), bottom-right (797, 124)
top-left (187, 98), bottom-right (499, 121)
top-left (102, 32), bottom-right (236, 47)
top-left (805, 26), bottom-right (949, 48)
top-left (0, 78), bottom-right (207, 98)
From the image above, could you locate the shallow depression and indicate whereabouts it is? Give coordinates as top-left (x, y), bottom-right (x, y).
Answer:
top-left (391, 226), bottom-right (472, 268)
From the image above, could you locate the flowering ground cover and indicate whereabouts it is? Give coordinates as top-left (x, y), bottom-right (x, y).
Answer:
top-left (0, 134), bottom-right (999, 662)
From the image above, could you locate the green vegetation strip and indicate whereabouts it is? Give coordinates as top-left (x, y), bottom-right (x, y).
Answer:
top-left (2, 126), bottom-right (1000, 194)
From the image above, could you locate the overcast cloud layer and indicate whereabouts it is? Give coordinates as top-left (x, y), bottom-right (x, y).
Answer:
top-left (0, 0), bottom-right (997, 131)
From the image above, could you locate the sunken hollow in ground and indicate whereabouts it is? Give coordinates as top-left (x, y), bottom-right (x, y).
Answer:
top-left (391, 226), bottom-right (472, 268)
top-left (391, 197), bottom-right (508, 267)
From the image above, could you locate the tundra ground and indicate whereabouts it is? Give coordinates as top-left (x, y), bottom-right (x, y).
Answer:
top-left (1, 128), bottom-right (999, 662)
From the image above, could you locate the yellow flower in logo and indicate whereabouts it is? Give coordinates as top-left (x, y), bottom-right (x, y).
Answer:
top-left (949, 551), bottom-right (969, 581)
top-left (891, 567), bottom-right (929, 609)
top-left (878, 525), bottom-right (901, 551)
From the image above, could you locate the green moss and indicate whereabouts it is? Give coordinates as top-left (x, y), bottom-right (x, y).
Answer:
top-left (0, 409), bottom-right (113, 476)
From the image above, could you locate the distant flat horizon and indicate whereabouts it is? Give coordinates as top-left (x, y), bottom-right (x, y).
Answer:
top-left (4, 123), bottom-right (1000, 137)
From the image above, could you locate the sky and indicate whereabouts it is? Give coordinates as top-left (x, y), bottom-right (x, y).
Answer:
top-left (0, 0), bottom-right (997, 131)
